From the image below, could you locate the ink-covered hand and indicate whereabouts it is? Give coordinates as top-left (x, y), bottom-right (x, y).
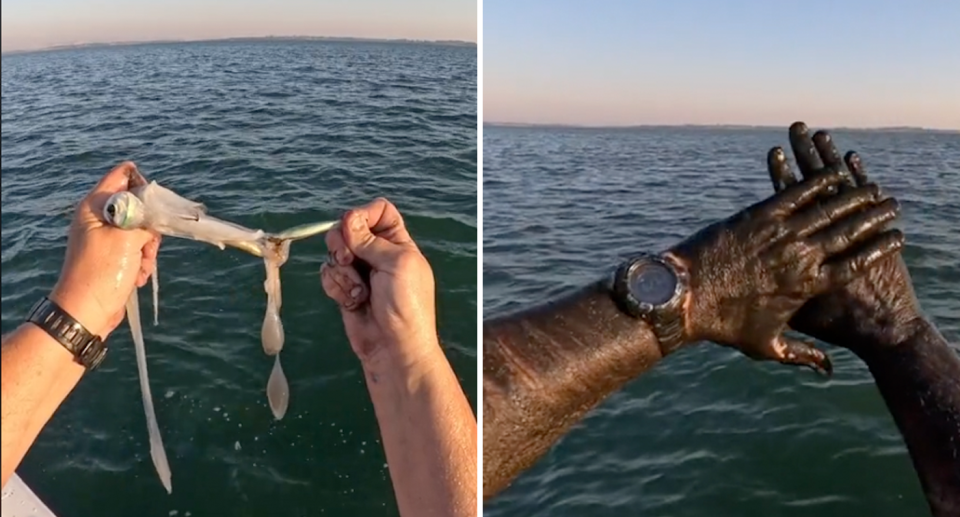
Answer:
top-left (667, 168), bottom-right (903, 373)
top-left (766, 122), bottom-right (922, 352)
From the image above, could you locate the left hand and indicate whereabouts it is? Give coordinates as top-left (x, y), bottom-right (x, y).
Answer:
top-left (49, 162), bottom-right (161, 338)
top-left (665, 167), bottom-right (903, 373)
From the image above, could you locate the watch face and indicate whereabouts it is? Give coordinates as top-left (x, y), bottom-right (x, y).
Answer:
top-left (629, 261), bottom-right (677, 306)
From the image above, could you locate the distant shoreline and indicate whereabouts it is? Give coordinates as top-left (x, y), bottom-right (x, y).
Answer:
top-left (1, 35), bottom-right (476, 56)
top-left (484, 122), bottom-right (960, 134)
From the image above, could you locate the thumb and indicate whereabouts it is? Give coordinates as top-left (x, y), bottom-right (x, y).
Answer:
top-left (774, 335), bottom-right (833, 376)
top-left (342, 211), bottom-right (400, 269)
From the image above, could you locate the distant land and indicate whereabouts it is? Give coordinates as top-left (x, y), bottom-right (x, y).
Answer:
top-left (1, 35), bottom-right (476, 56)
top-left (484, 122), bottom-right (960, 134)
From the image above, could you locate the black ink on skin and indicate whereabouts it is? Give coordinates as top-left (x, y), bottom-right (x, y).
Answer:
top-left (483, 122), bottom-right (959, 517)
top-left (768, 122), bottom-right (960, 516)
top-left (483, 156), bottom-right (907, 502)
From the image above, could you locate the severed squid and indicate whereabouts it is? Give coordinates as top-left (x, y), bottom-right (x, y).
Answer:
top-left (103, 179), bottom-right (336, 493)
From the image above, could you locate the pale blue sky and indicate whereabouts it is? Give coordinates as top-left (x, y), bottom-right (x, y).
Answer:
top-left (1, 0), bottom-right (476, 52)
top-left (485, 0), bottom-right (960, 129)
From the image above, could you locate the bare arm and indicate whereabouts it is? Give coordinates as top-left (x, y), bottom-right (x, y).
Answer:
top-left (2, 162), bottom-right (160, 488)
top-left (1, 324), bottom-right (85, 487)
top-left (483, 281), bottom-right (664, 499)
top-left (319, 199), bottom-right (479, 516)
top-left (362, 341), bottom-right (477, 517)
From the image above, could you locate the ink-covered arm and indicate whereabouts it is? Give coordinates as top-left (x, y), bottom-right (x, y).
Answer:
top-left (482, 167), bottom-right (904, 499)
top-left (767, 122), bottom-right (960, 517)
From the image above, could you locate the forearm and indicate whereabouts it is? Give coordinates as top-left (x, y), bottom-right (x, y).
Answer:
top-left (361, 341), bottom-right (477, 517)
top-left (482, 280), bottom-right (667, 499)
top-left (854, 318), bottom-right (960, 517)
top-left (1, 324), bottom-right (85, 487)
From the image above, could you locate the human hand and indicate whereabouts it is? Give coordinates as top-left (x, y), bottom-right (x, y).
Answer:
top-left (49, 162), bottom-right (161, 338)
top-left (766, 122), bottom-right (923, 350)
top-left (667, 167), bottom-right (904, 373)
top-left (319, 198), bottom-right (439, 367)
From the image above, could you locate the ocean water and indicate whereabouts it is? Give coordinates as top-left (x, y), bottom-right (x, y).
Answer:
top-left (482, 125), bottom-right (959, 516)
top-left (1, 40), bottom-right (477, 516)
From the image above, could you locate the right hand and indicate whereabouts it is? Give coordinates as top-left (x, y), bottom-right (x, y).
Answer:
top-left (766, 122), bottom-right (923, 351)
top-left (666, 167), bottom-right (904, 373)
top-left (320, 198), bottom-right (440, 366)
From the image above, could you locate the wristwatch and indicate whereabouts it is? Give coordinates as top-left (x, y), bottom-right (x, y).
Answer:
top-left (612, 253), bottom-right (689, 354)
top-left (26, 296), bottom-right (108, 370)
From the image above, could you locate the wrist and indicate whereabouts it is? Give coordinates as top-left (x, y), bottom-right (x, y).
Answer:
top-left (852, 315), bottom-right (943, 362)
top-left (48, 283), bottom-right (113, 339)
top-left (611, 251), bottom-right (692, 354)
top-left (893, 316), bottom-right (940, 348)
top-left (358, 334), bottom-right (444, 377)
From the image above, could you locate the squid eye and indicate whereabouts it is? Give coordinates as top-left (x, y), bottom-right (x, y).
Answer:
top-left (106, 204), bottom-right (117, 217)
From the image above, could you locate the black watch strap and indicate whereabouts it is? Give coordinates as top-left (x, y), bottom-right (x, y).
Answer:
top-left (26, 297), bottom-right (108, 370)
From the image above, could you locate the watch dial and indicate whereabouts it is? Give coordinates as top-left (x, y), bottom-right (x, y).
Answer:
top-left (629, 262), bottom-right (677, 306)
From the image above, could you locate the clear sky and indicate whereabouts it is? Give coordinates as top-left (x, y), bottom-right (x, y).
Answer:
top-left (485, 0), bottom-right (960, 129)
top-left (1, 0), bottom-right (476, 52)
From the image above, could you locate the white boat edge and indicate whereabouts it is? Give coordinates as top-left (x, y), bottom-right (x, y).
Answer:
top-left (1, 473), bottom-right (57, 517)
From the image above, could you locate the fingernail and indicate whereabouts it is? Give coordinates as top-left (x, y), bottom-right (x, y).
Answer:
top-left (349, 214), bottom-right (365, 232)
top-left (350, 286), bottom-right (362, 298)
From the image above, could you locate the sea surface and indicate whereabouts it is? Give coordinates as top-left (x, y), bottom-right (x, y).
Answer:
top-left (483, 125), bottom-right (959, 517)
top-left (1, 39), bottom-right (477, 517)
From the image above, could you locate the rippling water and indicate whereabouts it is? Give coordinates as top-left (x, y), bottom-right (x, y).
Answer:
top-left (1, 40), bottom-right (476, 516)
top-left (482, 125), bottom-right (959, 517)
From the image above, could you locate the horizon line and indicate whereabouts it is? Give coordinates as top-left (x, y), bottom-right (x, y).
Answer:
top-left (1, 35), bottom-right (477, 56)
top-left (484, 121), bottom-right (960, 133)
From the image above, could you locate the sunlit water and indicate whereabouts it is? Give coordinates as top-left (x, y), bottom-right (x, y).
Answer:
top-left (1, 39), bottom-right (477, 516)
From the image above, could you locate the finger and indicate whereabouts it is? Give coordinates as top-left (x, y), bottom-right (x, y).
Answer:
top-left (136, 271), bottom-right (151, 288)
top-left (334, 264), bottom-right (369, 308)
top-left (814, 197), bottom-right (900, 256)
top-left (844, 151), bottom-right (870, 187)
top-left (790, 183), bottom-right (881, 238)
top-left (813, 131), bottom-right (855, 193)
top-left (341, 209), bottom-right (404, 269)
top-left (776, 335), bottom-right (833, 376)
top-left (320, 264), bottom-right (349, 302)
top-left (136, 257), bottom-right (156, 287)
top-left (788, 121), bottom-right (825, 178)
top-left (349, 197), bottom-right (413, 245)
top-left (821, 229), bottom-right (904, 286)
top-left (91, 161), bottom-right (146, 195)
top-left (767, 146), bottom-right (798, 193)
top-left (812, 131), bottom-right (844, 169)
top-left (761, 168), bottom-right (845, 218)
top-left (319, 263), bottom-right (368, 310)
top-left (135, 236), bottom-right (160, 288)
top-left (325, 224), bottom-right (354, 266)
top-left (143, 234), bottom-right (162, 263)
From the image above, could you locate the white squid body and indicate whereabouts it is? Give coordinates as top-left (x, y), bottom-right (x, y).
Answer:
top-left (261, 239), bottom-right (292, 421)
top-left (105, 180), bottom-right (336, 493)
